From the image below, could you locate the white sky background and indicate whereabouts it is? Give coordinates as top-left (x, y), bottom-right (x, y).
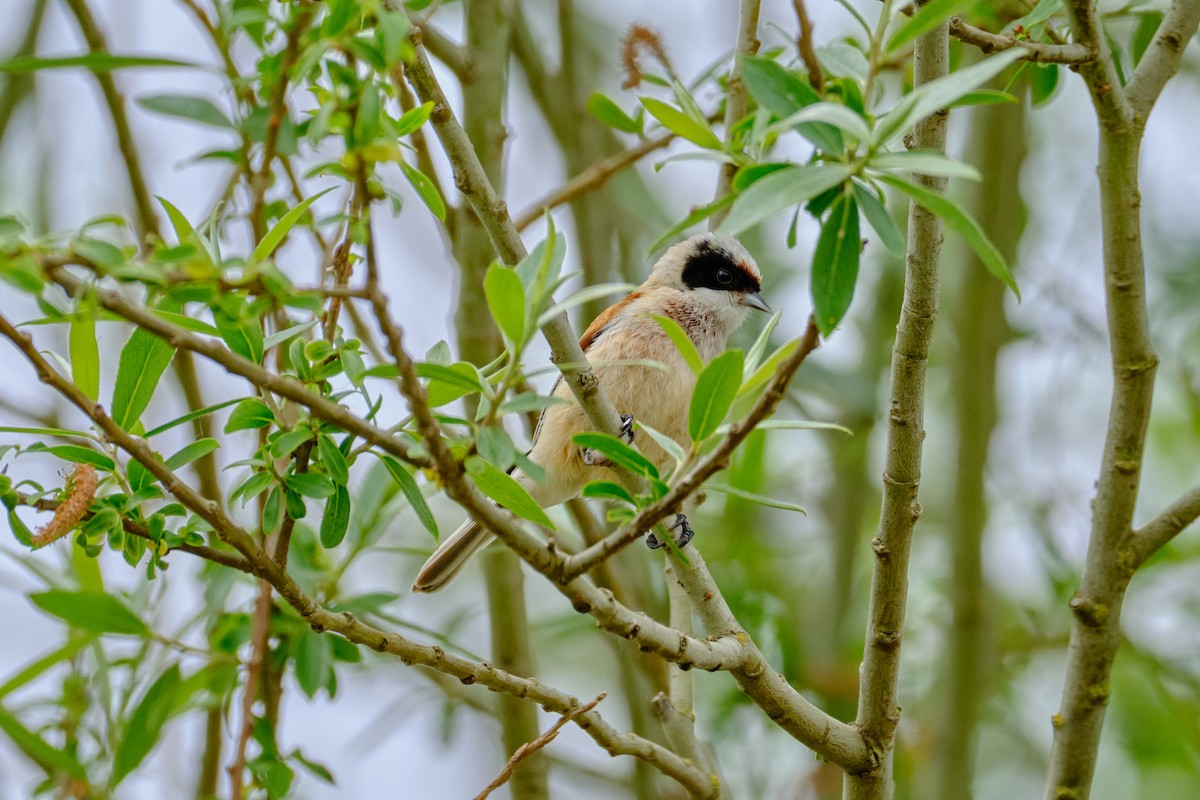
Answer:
top-left (1, 1), bottom-right (1198, 798)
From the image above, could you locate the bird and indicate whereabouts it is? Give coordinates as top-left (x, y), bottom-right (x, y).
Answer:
top-left (411, 232), bottom-right (771, 592)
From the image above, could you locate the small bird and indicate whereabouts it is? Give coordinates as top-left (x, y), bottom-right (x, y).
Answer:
top-left (412, 233), bottom-right (770, 592)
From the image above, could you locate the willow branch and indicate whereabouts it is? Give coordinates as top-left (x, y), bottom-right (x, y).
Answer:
top-left (792, 0), bottom-right (824, 92)
top-left (61, 0), bottom-right (161, 245)
top-left (847, 14), bottom-right (949, 799)
top-left (1130, 482), bottom-right (1200, 568)
top-left (1124, 0), bottom-right (1200, 120)
top-left (710, 0), bottom-right (761, 228)
top-left (415, 22), bottom-right (469, 78)
top-left (0, 0), bottom-right (48, 144)
top-left (0, 313), bottom-right (715, 800)
top-left (513, 131), bottom-right (677, 232)
top-left (948, 16), bottom-right (1092, 64)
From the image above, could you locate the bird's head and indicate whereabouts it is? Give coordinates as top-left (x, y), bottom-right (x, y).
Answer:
top-left (646, 233), bottom-right (771, 324)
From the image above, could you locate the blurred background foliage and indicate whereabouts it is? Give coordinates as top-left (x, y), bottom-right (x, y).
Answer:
top-left (0, 1), bottom-right (1198, 799)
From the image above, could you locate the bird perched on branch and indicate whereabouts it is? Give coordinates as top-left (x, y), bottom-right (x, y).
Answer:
top-left (412, 233), bottom-right (770, 592)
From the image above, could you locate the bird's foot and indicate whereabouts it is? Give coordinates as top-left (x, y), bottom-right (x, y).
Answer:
top-left (646, 514), bottom-right (695, 550)
top-left (580, 414), bottom-right (636, 467)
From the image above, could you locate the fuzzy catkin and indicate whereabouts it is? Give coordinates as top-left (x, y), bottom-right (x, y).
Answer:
top-left (32, 463), bottom-right (98, 548)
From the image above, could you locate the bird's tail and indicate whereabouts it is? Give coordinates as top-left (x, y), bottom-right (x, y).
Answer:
top-left (411, 515), bottom-right (494, 593)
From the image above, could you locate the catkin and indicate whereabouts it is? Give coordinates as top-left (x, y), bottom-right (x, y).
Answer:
top-left (31, 463), bottom-right (98, 549)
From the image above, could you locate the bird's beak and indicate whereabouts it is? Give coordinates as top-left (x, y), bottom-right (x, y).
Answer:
top-left (740, 291), bottom-right (771, 313)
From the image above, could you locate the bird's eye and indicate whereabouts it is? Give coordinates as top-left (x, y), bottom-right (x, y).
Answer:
top-left (716, 268), bottom-right (733, 285)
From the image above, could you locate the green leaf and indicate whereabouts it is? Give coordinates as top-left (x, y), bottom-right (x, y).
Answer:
top-left (317, 436), bottom-right (349, 485)
top-left (652, 315), bottom-right (703, 375)
top-left (284, 472), bottom-right (334, 499)
top-left (29, 590), bottom-right (148, 636)
top-left (586, 92), bottom-right (642, 133)
top-left (378, 455), bottom-right (438, 538)
top-left (704, 482), bottom-right (807, 513)
top-left (270, 430), bottom-right (312, 459)
top-left (640, 97), bottom-right (722, 149)
top-left (213, 308), bottom-right (264, 364)
top-left (0, 635), bottom-right (96, 701)
top-left (484, 264), bottom-right (526, 346)
top-left (137, 94), bottom-right (233, 129)
top-left (0, 53), bottom-right (197, 73)
top-left (634, 420), bottom-right (686, 467)
top-left (571, 433), bottom-right (660, 480)
top-left (26, 443), bottom-right (114, 471)
top-left (394, 101), bottom-right (433, 137)
top-left (852, 182), bottom-right (906, 257)
top-left (262, 319), bottom-right (319, 351)
top-left (1030, 63), bottom-right (1060, 106)
top-left (738, 55), bottom-right (843, 153)
top-left (398, 159), bottom-right (446, 221)
top-left (811, 191), bottom-right (861, 336)
top-left (718, 163), bottom-right (853, 237)
top-left (875, 49), bottom-right (1025, 146)
top-left (353, 84), bottom-right (381, 144)
top-left (476, 426), bottom-right (515, 471)
top-left (294, 631), bottom-right (333, 699)
top-left (145, 397), bottom-right (242, 438)
top-left (535, 283), bottom-right (636, 330)
top-left (250, 188), bottom-right (333, 263)
top-left (949, 90), bottom-right (1019, 109)
top-left (69, 300), bottom-right (100, 401)
top-left (224, 398), bottom-right (274, 433)
top-left (580, 481), bottom-right (636, 505)
top-left (0, 425), bottom-right (92, 439)
top-left (887, 0), bottom-right (969, 51)
top-left (879, 174), bottom-right (1019, 297)
top-left (867, 150), bottom-right (981, 181)
top-left (417, 363), bottom-right (483, 407)
top-left (320, 484), bottom-right (351, 548)
top-left (714, 418), bottom-right (852, 436)
top-left (1008, 0), bottom-right (1062, 33)
top-left (465, 456), bottom-right (556, 530)
top-left (770, 102), bottom-right (872, 144)
top-left (0, 704), bottom-right (87, 780)
top-left (111, 665), bottom-right (181, 786)
top-left (7, 508), bottom-right (33, 547)
top-left (689, 350), bottom-right (745, 442)
top-left (164, 438), bottom-right (219, 470)
top-left (743, 311), bottom-right (782, 376)
top-left (111, 328), bottom-right (175, 431)
top-left (153, 309), bottom-right (218, 336)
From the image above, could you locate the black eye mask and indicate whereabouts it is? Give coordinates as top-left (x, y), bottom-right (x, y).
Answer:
top-left (681, 241), bottom-right (761, 294)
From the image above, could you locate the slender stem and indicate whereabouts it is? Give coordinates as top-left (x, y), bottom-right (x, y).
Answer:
top-left (60, 0), bottom-right (161, 246)
top-left (228, 580), bottom-right (272, 800)
top-left (847, 12), bottom-right (949, 799)
top-left (1130, 482), bottom-right (1200, 568)
top-left (710, 0), bottom-right (761, 228)
top-left (947, 17), bottom-right (1092, 64)
top-left (0, 0), bottom-right (48, 145)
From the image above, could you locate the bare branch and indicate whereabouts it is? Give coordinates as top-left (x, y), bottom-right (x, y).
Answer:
top-left (948, 16), bottom-right (1093, 64)
top-left (1124, 0), bottom-right (1200, 120)
top-left (710, 0), bottom-right (762, 228)
top-left (1130, 482), bottom-right (1200, 568)
top-left (792, 0), bottom-right (825, 91)
top-left (513, 131), bottom-right (678, 232)
top-left (474, 694), bottom-right (608, 800)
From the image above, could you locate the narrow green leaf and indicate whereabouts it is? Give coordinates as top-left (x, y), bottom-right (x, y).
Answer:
top-left (294, 631), bottom-right (333, 699)
top-left (770, 102), bottom-right (872, 143)
top-left (580, 481), bottom-right (636, 505)
top-left (738, 55), bottom-right (843, 152)
top-left (250, 188), bottom-right (333, 263)
top-left (417, 363), bottom-right (483, 407)
top-left (270, 430), bottom-right (312, 459)
top-left (0, 635), bottom-right (96, 701)
top-left (688, 350), bottom-right (745, 442)
top-left (1008, 0), bottom-right (1062, 33)
top-left (319, 484), bottom-right (351, 548)
top-left (262, 319), bottom-right (319, 351)
top-left (153, 309), bottom-right (218, 336)
top-left (0, 53), bottom-right (197, 73)
top-left (29, 590), bottom-right (148, 636)
top-left (111, 665), bottom-right (181, 786)
top-left (586, 92), bottom-right (642, 133)
top-left (164, 438), bottom-right (219, 470)
top-left (111, 328), bottom-right (175, 431)
top-left (640, 97), bottom-right (722, 149)
top-left (26, 443), bottom-right (114, 471)
top-left (398, 160), bottom-right (446, 221)
top-left (571, 433), bottom-right (660, 480)
top-left (634, 420), bottom-right (686, 467)
top-left (317, 436), bottom-right (350, 485)
top-left (704, 482), bottom-right (807, 513)
top-left (852, 182), bottom-right (906, 257)
top-left (69, 299), bottom-right (100, 401)
top-left (224, 398), bottom-right (274, 433)
top-left (0, 425), bottom-right (92, 439)
top-left (535, 283), bottom-right (636, 329)
top-left (465, 456), bottom-right (556, 530)
top-left (0, 704), bottom-right (87, 779)
top-left (378, 455), bottom-right (438, 538)
top-left (714, 419), bottom-right (853, 436)
top-left (484, 264), bottom-right (526, 346)
top-left (137, 94), bottom-right (233, 129)
top-left (648, 194), bottom-right (737, 255)
top-left (811, 191), bottom-right (861, 336)
top-left (949, 90), bottom-right (1019, 109)
top-left (868, 150), bottom-right (981, 180)
top-left (145, 398), bottom-right (242, 438)
top-left (887, 0), bottom-right (969, 51)
top-left (879, 174), bottom-right (1019, 297)
top-left (718, 163), bottom-right (853, 237)
top-left (285, 472), bottom-right (334, 499)
top-left (651, 315), bottom-right (703, 375)
top-left (213, 309), bottom-right (264, 365)
top-left (394, 101), bottom-right (433, 136)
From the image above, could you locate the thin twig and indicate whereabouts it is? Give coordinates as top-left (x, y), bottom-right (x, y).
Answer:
top-left (710, 0), bottom-right (762, 228)
top-left (792, 0), bottom-right (825, 92)
top-left (228, 579), bottom-right (272, 800)
top-left (948, 16), bottom-right (1093, 64)
top-left (1130, 481), bottom-right (1200, 568)
top-left (473, 694), bottom-right (607, 800)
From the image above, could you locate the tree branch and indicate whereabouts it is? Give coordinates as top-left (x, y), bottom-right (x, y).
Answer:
top-left (1124, 0), bottom-right (1200, 120)
top-left (948, 16), bottom-right (1093, 64)
top-left (792, 0), bottom-right (825, 92)
top-left (0, 311), bottom-right (716, 800)
top-left (710, 0), bottom-right (762, 228)
top-left (847, 13), bottom-right (950, 799)
top-left (1130, 482), bottom-right (1200, 568)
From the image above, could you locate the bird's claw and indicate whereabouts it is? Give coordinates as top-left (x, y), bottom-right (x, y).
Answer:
top-left (581, 414), bottom-right (635, 467)
top-left (646, 514), bottom-right (694, 550)
top-left (619, 414), bottom-right (635, 444)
